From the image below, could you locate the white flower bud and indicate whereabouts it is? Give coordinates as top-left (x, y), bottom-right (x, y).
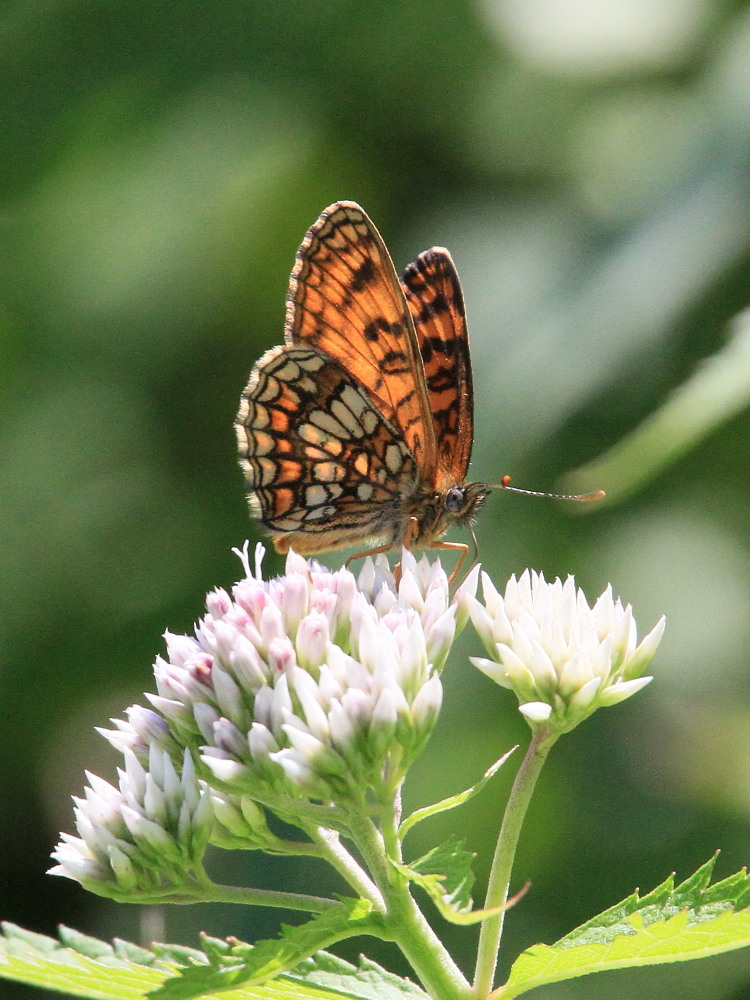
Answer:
top-left (50, 747), bottom-right (212, 898)
top-left (470, 570), bottom-right (664, 734)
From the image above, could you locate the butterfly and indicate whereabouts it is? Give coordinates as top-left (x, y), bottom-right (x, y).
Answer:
top-left (235, 201), bottom-right (600, 573)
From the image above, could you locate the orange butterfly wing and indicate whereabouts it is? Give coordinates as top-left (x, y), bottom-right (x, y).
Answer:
top-left (400, 248), bottom-right (474, 489)
top-left (237, 202), bottom-right (481, 557)
top-left (285, 201), bottom-right (438, 486)
top-left (236, 345), bottom-right (419, 553)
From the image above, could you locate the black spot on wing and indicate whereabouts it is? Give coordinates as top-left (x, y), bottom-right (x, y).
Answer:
top-left (363, 316), bottom-right (394, 342)
top-left (351, 256), bottom-right (377, 292)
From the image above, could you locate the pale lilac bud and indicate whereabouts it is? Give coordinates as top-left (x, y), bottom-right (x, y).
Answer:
top-left (97, 706), bottom-right (177, 759)
top-left (50, 747), bottom-right (212, 898)
top-left (296, 611), bottom-right (330, 671)
top-left (425, 605), bottom-right (457, 672)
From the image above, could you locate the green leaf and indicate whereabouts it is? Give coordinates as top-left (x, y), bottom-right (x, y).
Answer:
top-left (150, 898), bottom-right (387, 999)
top-left (399, 750), bottom-right (515, 840)
top-left (396, 837), bottom-right (505, 926)
top-left (288, 950), bottom-right (429, 1000)
top-left (0, 922), bottom-right (174, 999)
top-left (498, 857), bottom-right (750, 999)
top-left (0, 922), bottom-right (409, 1000)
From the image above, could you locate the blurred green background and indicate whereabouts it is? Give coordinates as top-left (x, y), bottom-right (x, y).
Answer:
top-left (3, 1), bottom-right (750, 998)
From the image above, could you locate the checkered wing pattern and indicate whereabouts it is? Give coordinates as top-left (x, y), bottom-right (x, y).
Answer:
top-left (236, 201), bottom-right (480, 556)
top-left (236, 345), bottom-right (418, 554)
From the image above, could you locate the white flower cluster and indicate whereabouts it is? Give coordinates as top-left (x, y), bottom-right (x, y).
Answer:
top-left (51, 549), bottom-right (664, 899)
top-left (154, 547), bottom-right (452, 804)
top-left (49, 747), bottom-right (212, 899)
top-left (468, 570), bottom-right (664, 733)
top-left (51, 546), bottom-right (458, 894)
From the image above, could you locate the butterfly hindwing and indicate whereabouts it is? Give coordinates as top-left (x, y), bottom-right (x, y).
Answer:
top-left (236, 201), bottom-right (485, 558)
top-left (236, 345), bottom-right (419, 553)
top-left (401, 248), bottom-right (474, 487)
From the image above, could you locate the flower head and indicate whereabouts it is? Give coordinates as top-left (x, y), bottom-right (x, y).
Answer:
top-left (468, 570), bottom-right (664, 734)
top-left (52, 546), bottom-right (460, 894)
top-left (49, 747), bottom-right (212, 899)
top-left (193, 546), bottom-right (452, 807)
top-left (104, 546), bottom-right (454, 819)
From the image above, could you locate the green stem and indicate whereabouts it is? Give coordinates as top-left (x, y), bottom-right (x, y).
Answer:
top-left (386, 878), bottom-right (473, 1000)
top-left (263, 838), bottom-right (329, 856)
top-left (473, 728), bottom-right (556, 998)
top-left (201, 882), bottom-right (338, 911)
top-left (122, 882), bottom-right (337, 911)
top-left (380, 786), bottom-right (404, 864)
top-left (350, 808), bottom-right (472, 1000)
top-left (309, 825), bottom-right (385, 910)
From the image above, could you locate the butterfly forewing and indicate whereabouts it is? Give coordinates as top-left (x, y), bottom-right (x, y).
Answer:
top-left (401, 248), bottom-right (474, 487)
top-left (236, 345), bottom-right (419, 554)
top-left (285, 201), bottom-right (437, 484)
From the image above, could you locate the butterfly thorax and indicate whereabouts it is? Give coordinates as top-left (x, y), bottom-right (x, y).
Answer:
top-left (404, 482), bottom-right (490, 546)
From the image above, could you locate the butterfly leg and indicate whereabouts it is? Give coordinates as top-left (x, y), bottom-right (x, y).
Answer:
top-left (391, 516), bottom-right (423, 584)
top-left (429, 541), bottom-right (469, 584)
top-left (431, 523), bottom-right (480, 585)
top-left (344, 541), bottom-right (395, 571)
top-left (344, 518), bottom-right (420, 583)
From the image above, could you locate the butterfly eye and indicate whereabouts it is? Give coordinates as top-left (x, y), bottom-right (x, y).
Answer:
top-left (444, 487), bottom-right (465, 513)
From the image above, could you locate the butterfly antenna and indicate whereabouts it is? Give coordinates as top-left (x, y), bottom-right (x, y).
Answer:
top-left (493, 475), bottom-right (605, 503)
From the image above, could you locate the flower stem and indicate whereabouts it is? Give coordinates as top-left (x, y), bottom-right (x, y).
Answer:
top-left (473, 728), bottom-right (556, 998)
top-left (309, 825), bottom-right (385, 910)
top-left (350, 807), bottom-right (473, 1000)
top-left (201, 883), bottom-right (338, 911)
top-left (386, 878), bottom-right (473, 1000)
top-left (119, 882), bottom-right (337, 912)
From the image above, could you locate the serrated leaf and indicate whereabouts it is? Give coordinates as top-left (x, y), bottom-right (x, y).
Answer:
top-left (0, 922), bottom-right (172, 999)
top-left (149, 898), bottom-right (387, 1000)
top-left (400, 750), bottom-right (515, 840)
top-left (408, 838), bottom-right (476, 911)
top-left (113, 938), bottom-right (167, 965)
top-left (498, 858), bottom-right (750, 999)
top-left (0, 923), bottom-right (407, 1000)
top-left (289, 950), bottom-right (429, 1000)
top-left (152, 942), bottom-right (210, 966)
top-left (396, 838), bottom-right (504, 926)
top-left (58, 925), bottom-right (134, 961)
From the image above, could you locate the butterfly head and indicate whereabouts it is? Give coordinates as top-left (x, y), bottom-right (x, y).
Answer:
top-left (443, 483), bottom-right (491, 520)
top-left (409, 482), bottom-right (491, 547)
